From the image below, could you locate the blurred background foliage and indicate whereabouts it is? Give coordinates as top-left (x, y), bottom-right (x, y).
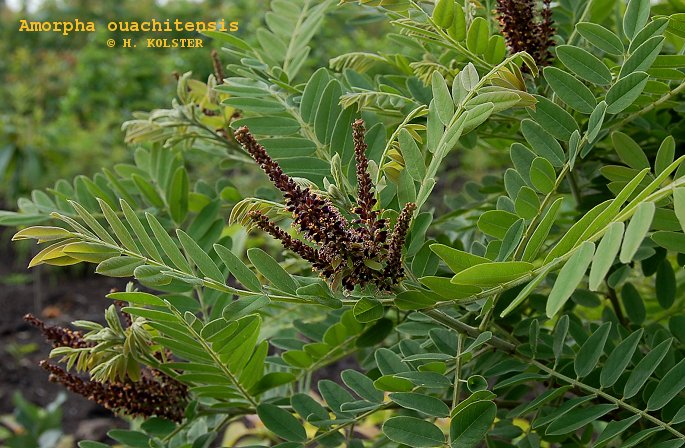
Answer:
top-left (0, 0), bottom-right (388, 203)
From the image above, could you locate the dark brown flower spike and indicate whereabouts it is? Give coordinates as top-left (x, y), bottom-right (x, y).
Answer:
top-left (211, 49), bottom-right (225, 83)
top-left (496, 0), bottom-right (555, 66)
top-left (384, 202), bottom-right (417, 280)
top-left (234, 121), bottom-right (416, 291)
top-left (352, 119), bottom-right (377, 222)
top-left (24, 314), bottom-right (93, 349)
top-left (40, 361), bottom-right (187, 422)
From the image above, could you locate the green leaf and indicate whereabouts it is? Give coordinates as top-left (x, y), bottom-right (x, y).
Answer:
top-left (484, 35), bottom-right (506, 64)
top-left (432, 0), bottom-right (455, 28)
top-left (575, 169), bottom-right (649, 245)
top-left (576, 22), bottom-right (624, 55)
top-left (623, 338), bottom-right (672, 399)
top-left (146, 213), bottom-right (192, 272)
top-left (600, 329), bottom-right (643, 388)
top-left (553, 315), bottom-right (569, 361)
top-left (222, 295), bottom-right (270, 321)
top-left (588, 222), bottom-right (624, 291)
top-left (556, 45), bottom-right (612, 85)
top-left (78, 442), bottom-right (110, 448)
top-left (546, 242), bottom-right (595, 318)
top-left (656, 260), bottom-right (676, 309)
top-left (619, 36), bottom-right (664, 78)
top-left (460, 63), bottom-right (479, 91)
top-left (221, 97), bottom-right (286, 113)
top-left (62, 242), bottom-right (120, 263)
top-left (300, 68), bottom-right (331, 123)
top-left (389, 392), bottom-right (450, 417)
top-left (647, 358), bottom-right (685, 410)
top-left (107, 291), bottom-right (166, 307)
top-left (520, 119), bottom-right (565, 167)
top-left (500, 264), bottom-right (553, 317)
top-left (256, 404), bottom-right (306, 442)
top-left (121, 200), bottom-right (162, 262)
top-left (374, 375), bottom-right (414, 392)
top-left (652, 231), bottom-right (685, 253)
top-left (466, 17), bottom-right (488, 55)
top-left (353, 297), bottom-right (384, 323)
top-left (95, 200), bottom-right (139, 254)
top-left (420, 276), bottom-right (481, 300)
top-left (450, 400), bottom-right (496, 448)
top-left (177, 230), bottom-right (224, 283)
top-left (527, 95), bottom-right (579, 142)
top-left (522, 197), bottom-right (564, 262)
top-left (545, 404), bottom-right (617, 435)
top-left (530, 157), bottom-right (557, 194)
top-left (107, 430), bottom-right (149, 448)
top-left (510, 143), bottom-right (536, 184)
top-left (167, 167), bottom-right (189, 224)
top-left (447, 5), bottom-right (467, 40)
top-left (383, 416), bottom-right (445, 447)
top-left (477, 210), bottom-right (519, 239)
top-left (621, 283), bottom-right (646, 325)
top-left (341, 370), bottom-right (384, 403)
top-left (674, 187), bottom-right (685, 233)
top-left (250, 372), bottom-right (296, 396)
top-left (134, 265), bottom-right (172, 287)
top-left (96, 256), bottom-right (143, 277)
top-left (395, 290), bottom-right (438, 310)
top-left (232, 117), bottom-right (301, 136)
top-left (247, 248), bottom-right (297, 294)
top-left (587, 101), bottom-right (607, 142)
top-left (611, 132), bottom-right (650, 170)
top-left (452, 261), bottom-right (534, 286)
top-left (655, 137), bottom-right (676, 176)
top-left (623, 0), bottom-right (651, 40)
top-left (462, 102), bottom-right (494, 134)
top-left (12, 226), bottom-right (72, 242)
top-left (214, 244), bottom-right (262, 292)
top-left (619, 201), bottom-right (655, 263)
top-left (432, 71), bottom-right (454, 126)
top-left (399, 128), bottom-right (426, 180)
top-left (375, 348), bottom-right (409, 375)
top-left (508, 386), bottom-right (571, 418)
top-left (291, 393), bottom-right (329, 422)
top-left (497, 218), bottom-right (525, 261)
top-left (314, 80), bottom-right (342, 144)
top-left (543, 67), bottom-right (596, 113)
top-left (594, 415), bottom-right (642, 448)
top-left (574, 321), bottom-right (612, 378)
top-left (131, 175), bottom-right (165, 209)
top-left (605, 71), bottom-right (649, 114)
top-left (515, 188), bottom-right (540, 220)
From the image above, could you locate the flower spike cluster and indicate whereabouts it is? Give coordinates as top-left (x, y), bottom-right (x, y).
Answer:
top-left (27, 313), bottom-right (188, 422)
top-left (234, 119), bottom-right (416, 291)
top-left (496, 0), bottom-right (555, 66)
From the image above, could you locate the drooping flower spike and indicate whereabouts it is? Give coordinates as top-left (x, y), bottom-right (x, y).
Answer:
top-left (234, 119), bottom-right (416, 292)
top-left (40, 361), bottom-right (188, 422)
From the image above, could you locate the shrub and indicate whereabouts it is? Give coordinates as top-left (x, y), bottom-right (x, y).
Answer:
top-left (3, 0), bottom-right (685, 446)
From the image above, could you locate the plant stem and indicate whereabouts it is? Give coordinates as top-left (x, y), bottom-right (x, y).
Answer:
top-left (566, 0), bottom-right (595, 46)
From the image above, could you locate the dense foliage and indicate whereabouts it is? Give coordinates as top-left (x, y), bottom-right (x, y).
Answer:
top-left (3, 0), bottom-right (685, 446)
